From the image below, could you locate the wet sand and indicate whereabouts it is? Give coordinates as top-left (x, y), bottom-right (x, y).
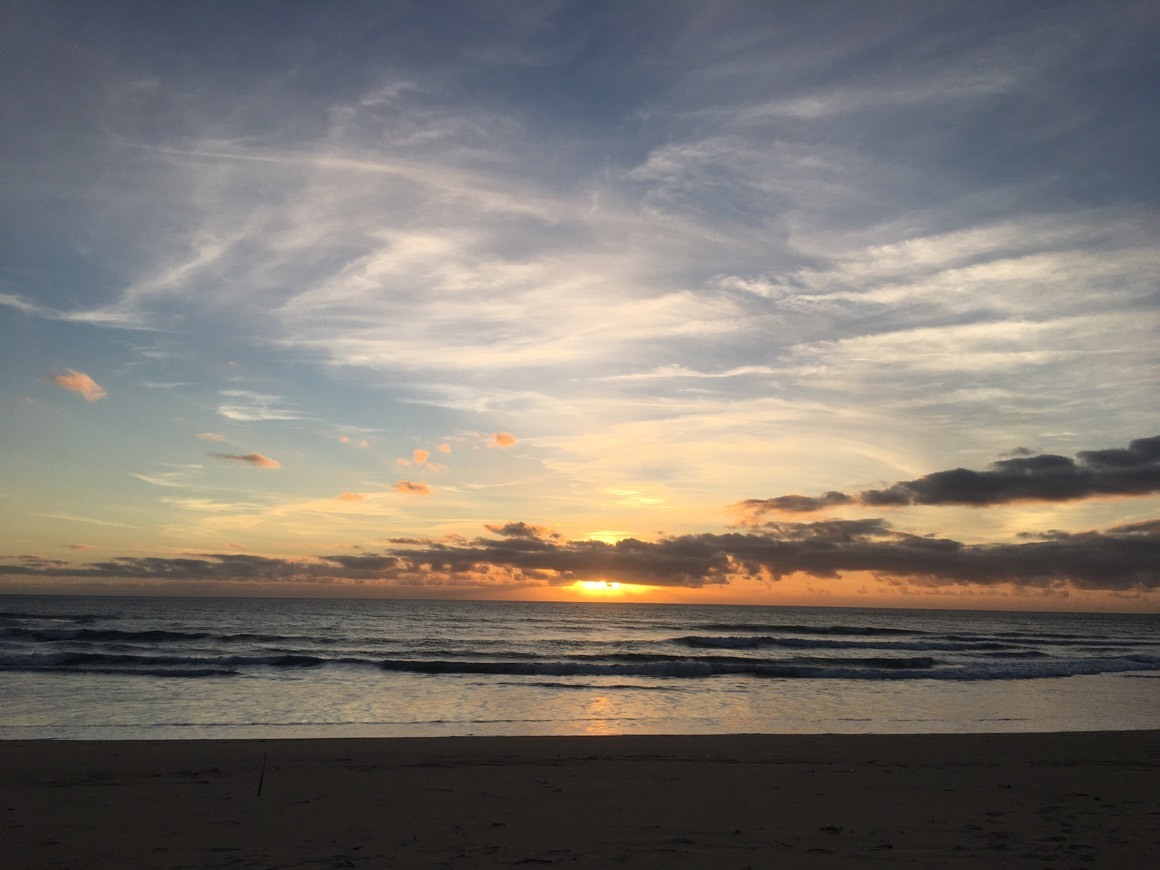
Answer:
top-left (2, 731), bottom-right (1157, 868)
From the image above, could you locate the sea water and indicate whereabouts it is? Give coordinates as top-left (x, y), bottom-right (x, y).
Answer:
top-left (1, 596), bottom-right (1158, 739)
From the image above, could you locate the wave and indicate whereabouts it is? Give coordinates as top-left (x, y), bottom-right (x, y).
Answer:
top-left (0, 611), bottom-right (105, 624)
top-left (3, 647), bottom-right (1157, 682)
top-left (371, 654), bottom-right (1160, 681)
top-left (0, 625), bottom-right (348, 645)
top-left (695, 622), bottom-right (927, 636)
top-left (498, 681), bottom-right (679, 691)
top-left (944, 633), bottom-right (1160, 649)
top-left (1, 627), bottom-right (216, 643)
top-left (674, 634), bottom-right (1015, 652)
top-left (0, 650), bottom-right (341, 674)
top-left (377, 658), bottom-right (722, 677)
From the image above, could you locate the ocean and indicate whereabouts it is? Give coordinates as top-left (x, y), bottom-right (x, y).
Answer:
top-left (2, 596), bottom-right (1158, 739)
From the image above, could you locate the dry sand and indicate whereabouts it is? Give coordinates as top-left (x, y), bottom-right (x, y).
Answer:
top-left (1, 731), bottom-right (1157, 868)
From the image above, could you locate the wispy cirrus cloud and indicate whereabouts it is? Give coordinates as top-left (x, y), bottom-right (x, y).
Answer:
top-left (216, 391), bottom-right (299, 423)
top-left (160, 496), bottom-right (265, 513)
top-left (739, 68), bottom-right (1019, 122)
top-left (0, 292), bottom-right (50, 316)
top-left (31, 512), bottom-right (135, 529)
top-left (60, 231), bottom-right (251, 329)
top-left (207, 452), bottom-right (281, 469)
top-left (595, 364), bottom-right (779, 383)
top-left (129, 464), bottom-right (204, 488)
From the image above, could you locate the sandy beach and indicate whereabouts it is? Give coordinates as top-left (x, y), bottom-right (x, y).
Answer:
top-left (1, 731), bottom-right (1157, 868)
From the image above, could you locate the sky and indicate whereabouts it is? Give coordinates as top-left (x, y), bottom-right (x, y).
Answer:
top-left (1, 1), bottom-right (1158, 610)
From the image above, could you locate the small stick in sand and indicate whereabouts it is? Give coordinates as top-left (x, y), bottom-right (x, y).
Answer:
top-left (257, 752), bottom-right (267, 797)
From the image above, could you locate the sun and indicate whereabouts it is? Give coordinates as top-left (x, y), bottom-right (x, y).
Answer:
top-left (570, 580), bottom-right (651, 599)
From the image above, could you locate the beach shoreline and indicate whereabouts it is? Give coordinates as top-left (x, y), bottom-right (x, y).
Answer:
top-left (2, 730), bottom-right (1157, 868)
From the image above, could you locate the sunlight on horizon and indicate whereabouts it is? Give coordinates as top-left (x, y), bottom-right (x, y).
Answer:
top-left (570, 580), bottom-right (653, 599)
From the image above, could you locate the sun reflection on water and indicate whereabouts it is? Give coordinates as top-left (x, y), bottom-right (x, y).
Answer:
top-left (584, 694), bottom-right (615, 735)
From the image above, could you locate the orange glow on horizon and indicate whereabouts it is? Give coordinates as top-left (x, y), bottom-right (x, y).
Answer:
top-left (570, 579), bottom-right (654, 598)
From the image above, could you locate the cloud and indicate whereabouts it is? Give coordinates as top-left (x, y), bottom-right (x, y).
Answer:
top-left (196, 432), bottom-right (226, 441)
top-left (130, 470), bottom-right (197, 488)
top-left (335, 491), bottom-right (365, 502)
top-left (12, 11), bottom-right (1149, 500)
top-left (863, 437), bottom-right (1160, 506)
top-left (4, 5), bottom-right (1158, 606)
top-left (413, 448), bottom-right (430, 465)
top-left (491, 432), bottom-right (518, 448)
top-left (207, 452), bottom-right (281, 469)
top-left (740, 436), bottom-right (1160, 519)
top-left (216, 391), bottom-right (299, 422)
top-left (161, 497), bottom-right (264, 513)
top-left (393, 480), bottom-right (431, 495)
top-left (437, 443), bottom-right (451, 454)
top-left (15, 555), bottom-right (70, 568)
top-left (596, 364), bottom-right (780, 383)
top-left (32, 512), bottom-right (134, 528)
top-left (42, 369), bottom-right (106, 402)
top-left (484, 521), bottom-right (559, 540)
top-left (740, 491), bottom-right (854, 515)
top-left (5, 517), bottom-right (1157, 593)
top-left (0, 291), bottom-right (49, 316)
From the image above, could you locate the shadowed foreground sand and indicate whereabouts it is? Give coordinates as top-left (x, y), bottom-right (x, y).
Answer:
top-left (1, 731), bottom-right (1157, 868)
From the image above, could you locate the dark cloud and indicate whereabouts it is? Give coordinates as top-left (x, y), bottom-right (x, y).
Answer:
top-left (742, 436), bottom-right (1160, 518)
top-left (16, 554), bottom-right (69, 568)
top-left (484, 521), bottom-right (560, 540)
top-left (737, 491), bottom-right (853, 515)
top-left (4, 517), bottom-right (1158, 593)
top-left (863, 438), bottom-right (1160, 506)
